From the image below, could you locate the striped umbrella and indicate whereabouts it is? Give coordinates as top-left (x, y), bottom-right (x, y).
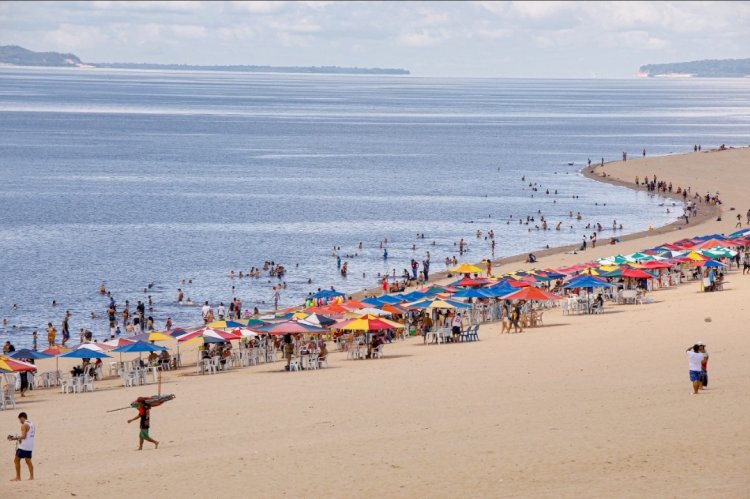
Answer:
top-left (0, 355), bottom-right (37, 373)
top-left (256, 320), bottom-right (329, 335)
top-left (332, 314), bottom-right (404, 331)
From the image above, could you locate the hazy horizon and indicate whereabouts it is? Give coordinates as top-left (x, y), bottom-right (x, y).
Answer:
top-left (1, 1), bottom-right (749, 78)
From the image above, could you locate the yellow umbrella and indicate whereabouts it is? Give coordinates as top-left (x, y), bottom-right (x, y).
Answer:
top-left (332, 314), bottom-right (404, 330)
top-left (134, 331), bottom-right (173, 342)
top-left (450, 263), bottom-right (483, 274)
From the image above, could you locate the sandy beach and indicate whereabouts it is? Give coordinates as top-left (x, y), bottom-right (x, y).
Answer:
top-left (4, 147), bottom-right (750, 498)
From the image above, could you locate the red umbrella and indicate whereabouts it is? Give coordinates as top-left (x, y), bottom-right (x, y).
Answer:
top-left (621, 268), bottom-right (654, 279)
top-left (500, 287), bottom-right (563, 301)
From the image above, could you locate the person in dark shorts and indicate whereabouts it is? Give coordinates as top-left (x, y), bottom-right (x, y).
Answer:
top-left (10, 412), bottom-right (35, 481)
top-left (128, 402), bottom-right (159, 450)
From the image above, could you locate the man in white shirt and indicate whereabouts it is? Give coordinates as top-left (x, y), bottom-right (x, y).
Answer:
top-left (217, 302), bottom-right (226, 320)
top-left (10, 412), bottom-right (34, 481)
top-left (686, 344), bottom-right (704, 395)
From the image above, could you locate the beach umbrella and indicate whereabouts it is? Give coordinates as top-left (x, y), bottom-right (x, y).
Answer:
top-left (342, 299), bottom-right (366, 309)
top-left (129, 331), bottom-right (173, 343)
top-left (452, 277), bottom-right (489, 288)
top-left (230, 328), bottom-right (259, 338)
top-left (695, 259), bottom-right (726, 268)
top-left (166, 328), bottom-right (190, 338)
top-left (376, 295), bottom-right (404, 305)
top-left (257, 320), bottom-right (329, 335)
top-left (500, 287), bottom-right (563, 301)
top-left (450, 263), bottom-right (483, 275)
top-left (563, 276), bottom-right (615, 289)
top-left (407, 298), bottom-right (473, 310)
top-left (451, 288), bottom-right (493, 299)
top-left (361, 297), bottom-right (385, 307)
top-left (299, 313), bottom-right (336, 327)
top-left (686, 251), bottom-right (709, 261)
top-left (379, 303), bottom-right (409, 315)
top-left (0, 355), bottom-right (37, 373)
top-left (332, 314), bottom-right (404, 331)
top-left (177, 327), bottom-right (240, 343)
top-left (353, 307), bottom-right (392, 317)
top-left (41, 346), bottom-right (70, 356)
top-left (9, 349), bottom-right (54, 361)
top-left (103, 337), bottom-right (137, 348)
top-left (207, 320), bottom-right (246, 330)
top-left (111, 341), bottom-right (167, 353)
top-left (620, 268), bottom-right (655, 279)
top-left (60, 349), bottom-right (112, 359)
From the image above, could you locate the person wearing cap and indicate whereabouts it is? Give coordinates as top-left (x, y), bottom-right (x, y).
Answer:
top-left (698, 343), bottom-right (709, 389)
top-left (686, 344), bottom-right (704, 394)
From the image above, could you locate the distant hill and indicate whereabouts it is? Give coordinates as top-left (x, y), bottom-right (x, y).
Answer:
top-left (639, 58), bottom-right (750, 77)
top-left (94, 62), bottom-right (409, 75)
top-left (0, 44), bottom-right (409, 75)
top-left (0, 45), bottom-right (83, 67)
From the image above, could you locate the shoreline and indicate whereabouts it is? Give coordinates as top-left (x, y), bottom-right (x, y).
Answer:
top-left (348, 150), bottom-right (723, 301)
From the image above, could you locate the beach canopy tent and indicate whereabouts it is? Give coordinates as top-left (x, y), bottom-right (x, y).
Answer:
top-left (312, 290), bottom-right (346, 299)
top-left (451, 277), bottom-right (490, 288)
top-left (60, 348), bottom-right (112, 359)
top-left (0, 355), bottom-right (37, 373)
top-left (361, 297), bottom-right (385, 307)
top-left (500, 287), bottom-right (563, 301)
top-left (111, 341), bottom-right (167, 353)
top-left (9, 349), bottom-right (54, 361)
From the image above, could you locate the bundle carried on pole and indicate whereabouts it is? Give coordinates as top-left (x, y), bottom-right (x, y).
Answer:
top-left (106, 394), bottom-right (176, 413)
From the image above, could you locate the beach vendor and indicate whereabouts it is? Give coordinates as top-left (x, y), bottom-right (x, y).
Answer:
top-left (127, 400), bottom-right (159, 450)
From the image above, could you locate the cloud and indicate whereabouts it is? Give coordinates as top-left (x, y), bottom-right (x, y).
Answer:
top-left (399, 30), bottom-right (445, 48)
top-left (1, 1), bottom-right (749, 76)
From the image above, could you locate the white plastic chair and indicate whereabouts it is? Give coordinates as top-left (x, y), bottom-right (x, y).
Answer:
top-left (288, 358), bottom-right (301, 372)
top-left (371, 345), bottom-right (384, 359)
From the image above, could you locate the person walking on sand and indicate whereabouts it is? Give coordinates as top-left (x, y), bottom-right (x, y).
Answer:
top-left (742, 251), bottom-right (750, 275)
top-left (10, 412), bottom-right (35, 481)
top-left (686, 344), bottom-right (704, 394)
top-left (127, 401), bottom-right (159, 450)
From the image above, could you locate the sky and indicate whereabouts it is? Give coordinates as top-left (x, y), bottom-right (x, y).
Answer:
top-left (1, 1), bottom-right (749, 77)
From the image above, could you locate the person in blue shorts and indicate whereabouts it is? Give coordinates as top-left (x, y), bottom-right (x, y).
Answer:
top-left (686, 344), bottom-right (704, 395)
top-left (10, 412), bottom-right (35, 481)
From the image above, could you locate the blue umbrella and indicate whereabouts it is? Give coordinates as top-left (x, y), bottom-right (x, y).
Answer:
top-left (563, 276), bottom-right (615, 289)
top-left (60, 348), bottom-right (112, 359)
top-left (451, 288), bottom-right (492, 299)
top-left (9, 349), bottom-right (54, 360)
top-left (378, 295), bottom-right (404, 304)
top-left (702, 260), bottom-right (725, 268)
top-left (111, 341), bottom-right (167, 353)
top-left (361, 297), bottom-right (385, 307)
